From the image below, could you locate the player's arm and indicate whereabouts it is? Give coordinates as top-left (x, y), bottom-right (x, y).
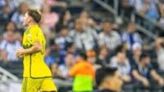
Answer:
top-left (16, 41), bottom-right (42, 57)
top-left (24, 41), bottom-right (42, 54)
top-left (16, 29), bottom-right (43, 57)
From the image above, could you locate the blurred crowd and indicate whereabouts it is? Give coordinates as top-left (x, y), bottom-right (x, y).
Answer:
top-left (1, 0), bottom-right (164, 91)
top-left (119, 0), bottom-right (164, 32)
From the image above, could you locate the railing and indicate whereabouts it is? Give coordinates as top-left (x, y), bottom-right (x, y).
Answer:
top-left (94, 0), bottom-right (156, 39)
top-left (0, 66), bottom-right (19, 81)
top-left (94, 0), bottom-right (116, 15)
top-left (135, 12), bottom-right (164, 31)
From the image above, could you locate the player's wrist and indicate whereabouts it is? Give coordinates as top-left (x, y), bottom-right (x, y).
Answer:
top-left (22, 49), bottom-right (27, 55)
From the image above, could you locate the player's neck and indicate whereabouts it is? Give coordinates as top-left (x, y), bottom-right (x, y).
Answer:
top-left (28, 22), bottom-right (38, 28)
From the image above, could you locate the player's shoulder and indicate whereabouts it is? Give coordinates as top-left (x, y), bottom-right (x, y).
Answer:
top-left (32, 24), bottom-right (41, 30)
top-left (30, 24), bottom-right (42, 33)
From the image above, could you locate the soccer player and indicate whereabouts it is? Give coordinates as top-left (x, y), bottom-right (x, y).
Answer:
top-left (16, 9), bottom-right (57, 92)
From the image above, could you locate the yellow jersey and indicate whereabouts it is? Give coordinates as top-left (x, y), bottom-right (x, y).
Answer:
top-left (22, 24), bottom-right (52, 78)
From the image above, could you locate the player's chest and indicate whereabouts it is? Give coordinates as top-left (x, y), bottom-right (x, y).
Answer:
top-left (22, 31), bottom-right (33, 47)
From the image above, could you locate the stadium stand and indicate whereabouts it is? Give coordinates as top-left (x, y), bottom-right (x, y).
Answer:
top-left (1, 0), bottom-right (164, 92)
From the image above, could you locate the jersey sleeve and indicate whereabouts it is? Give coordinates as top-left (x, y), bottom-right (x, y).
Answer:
top-left (29, 27), bottom-right (45, 54)
top-left (30, 27), bottom-right (44, 46)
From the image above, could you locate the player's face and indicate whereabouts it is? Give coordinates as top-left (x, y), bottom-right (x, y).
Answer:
top-left (23, 12), bottom-right (31, 27)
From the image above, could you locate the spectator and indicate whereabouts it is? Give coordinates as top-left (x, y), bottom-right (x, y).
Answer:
top-left (78, 11), bottom-right (98, 49)
top-left (3, 21), bottom-right (21, 41)
top-left (95, 67), bottom-right (123, 92)
top-left (55, 26), bottom-right (71, 51)
top-left (25, 0), bottom-right (44, 9)
top-left (44, 0), bottom-right (67, 8)
top-left (110, 45), bottom-right (131, 82)
top-left (155, 37), bottom-right (164, 71)
top-left (45, 42), bottom-right (60, 66)
top-left (86, 49), bottom-right (96, 64)
top-left (41, 4), bottom-right (59, 31)
top-left (0, 31), bottom-right (21, 62)
top-left (6, 0), bottom-right (22, 11)
top-left (0, 0), bottom-right (5, 8)
top-left (158, 3), bottom-right (164, 30)
top-left (95, 47), bottom-right (110, 67)
top-left (3, 21), bottom-right (17, 32)
top-left (65, 42), bottom-right (76, 55)
top-left (50, 62), bottom-right (60, 77)
top-left (129, 0), bottom-right (143, 12)
top-left (122, 22), bottom-right (142, 49)
top-left (129, 43), bottom-right (142, 68)
top-left (69, 19), bottom-right (98, 51)
top-left (132, 53), bottom-right (164, 87)
top-left (136, 0), bottom-right (160, 30)
top-left (98, 20), bottom-right (121, 50)
top-left (58, 53), bottom-right (75, 79)
top-left (48, 42), bottom-right (76, 66)
top-left (119, 0), bottom-right (134, 20)
top-left (79, 10), bottom-right (96, 30)
top-left (137, 0), bottom-right (159, 21)
top-left (55, 11), bottom-right (73, 32)
top-left (0, 5), bottom-right (12, 28)
top-left (69, 52), bottom-right (95, 92)
top-left (11, 2), bottom-right (29, 29)
top-left (55, 27), bottom-right (72, 64)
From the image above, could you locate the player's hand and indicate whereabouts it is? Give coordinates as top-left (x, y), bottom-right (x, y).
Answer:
top-left (16, 48), bottom-right (25, 58)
